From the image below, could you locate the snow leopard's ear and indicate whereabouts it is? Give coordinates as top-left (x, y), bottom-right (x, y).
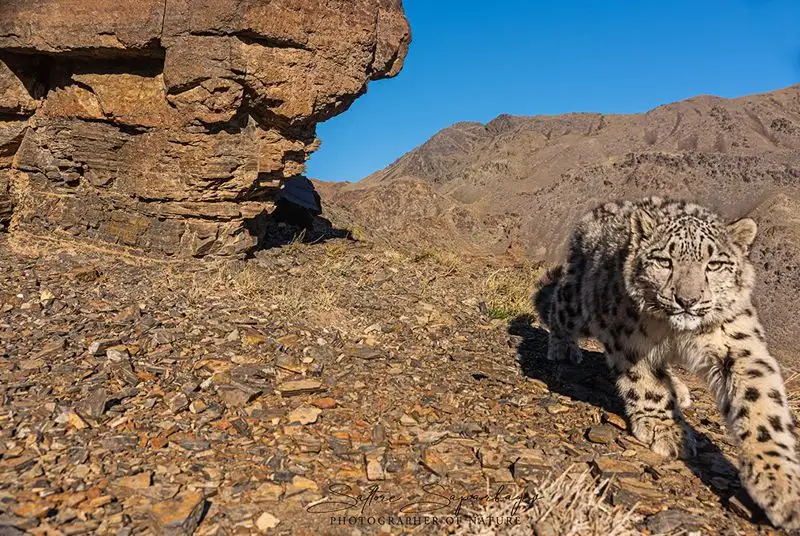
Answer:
top-left (631, 209), bottom-right (656, 243)
top-left (727, 218), bottom-right (757, 254)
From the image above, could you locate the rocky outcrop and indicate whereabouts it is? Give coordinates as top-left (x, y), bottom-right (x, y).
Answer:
top-left (0, 0), bottom-right (410, 256)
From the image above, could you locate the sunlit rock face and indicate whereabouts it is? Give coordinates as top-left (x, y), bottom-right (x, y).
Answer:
top-left (0, 0), bottom-right (410, 257)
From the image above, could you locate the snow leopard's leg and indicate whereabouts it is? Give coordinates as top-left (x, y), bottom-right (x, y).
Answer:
top-left (690, 311), bottom-right (800, 530)
top-left (666, 366), bottom-right (692, 409)
top-left (535, 264), bottom-right (584, 364)
top-left (606, 341), bottom-right (696, 459)
top-left (544, 277), bottom-right (584, 364)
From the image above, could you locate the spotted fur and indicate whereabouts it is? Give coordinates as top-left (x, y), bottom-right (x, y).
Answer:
top-left (535, 197), bottom-right (800, 529)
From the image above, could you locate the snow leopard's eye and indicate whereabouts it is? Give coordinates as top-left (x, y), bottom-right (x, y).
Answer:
top-left (653, 257), bottom-right (672, 269)
top-left (706, 260), bottom-right (724, 272)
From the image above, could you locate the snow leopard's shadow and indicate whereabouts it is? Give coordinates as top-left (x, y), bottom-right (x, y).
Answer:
top-left (508, 314), bottom-right (761, 520)
top-left (508, 314), bottom-right (623, 415)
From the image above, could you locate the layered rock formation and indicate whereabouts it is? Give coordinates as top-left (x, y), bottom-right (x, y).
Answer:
top-left (0, 0), bottom-right (410, 256)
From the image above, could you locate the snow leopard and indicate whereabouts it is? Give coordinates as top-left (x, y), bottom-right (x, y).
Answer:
top-left (534, 197), bottom-right (799, 530)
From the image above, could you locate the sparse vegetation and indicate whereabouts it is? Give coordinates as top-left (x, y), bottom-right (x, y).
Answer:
top-left (482, 264), bottom-right (543, 320)
top-left (349, 224), bottom-right (368, 242)
top-left (454, 469), bottom-right (641, 536)
top-left (186, 260), bottom-right (340, 319)
top-left (786, 371), bottom-right (800, 417)
top-left (412, 248), bottom-right (462, 272)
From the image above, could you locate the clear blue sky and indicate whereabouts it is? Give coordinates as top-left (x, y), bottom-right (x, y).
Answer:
top-left (306, 0), bottom-right (800, 182)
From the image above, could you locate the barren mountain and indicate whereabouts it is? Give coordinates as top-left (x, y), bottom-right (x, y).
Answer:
top-left (320, 84), bottom-right (800, 363)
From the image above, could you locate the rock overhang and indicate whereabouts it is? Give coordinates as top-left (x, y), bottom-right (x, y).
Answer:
top-left (0, 0), bottom-right (410, 257)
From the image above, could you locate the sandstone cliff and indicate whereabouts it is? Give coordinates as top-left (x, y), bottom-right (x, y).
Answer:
top-left (0, 0), bottom-right (410, 257)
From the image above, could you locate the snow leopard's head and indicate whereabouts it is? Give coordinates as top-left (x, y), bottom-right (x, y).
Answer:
top-left (626, 198), bottom-right (756, 331)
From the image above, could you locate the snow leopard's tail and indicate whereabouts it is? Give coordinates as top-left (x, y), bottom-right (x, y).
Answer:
top-left (533, 264), bottom-right (563, 327)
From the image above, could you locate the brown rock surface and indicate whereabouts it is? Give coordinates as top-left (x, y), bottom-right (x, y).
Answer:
top-left (0, 0), bottom-right (410, 257)
top-left (321, 85), bottom-right (800, 365)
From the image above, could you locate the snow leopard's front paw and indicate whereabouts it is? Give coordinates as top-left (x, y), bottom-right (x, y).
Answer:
top-left (546, 337), bottom-right (583, 364)
top-left (631, 415), bottom-right (696, 459)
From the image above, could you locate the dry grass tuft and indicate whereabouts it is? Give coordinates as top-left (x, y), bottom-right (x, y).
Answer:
top-left (349, 224), bottom-right (368, 242)
top-left (453, 469), bottom-right (641, 536)
top-left (412, 248), bottom-right (462, 273)
top-left (183, 260), bottom-right (338, 318)
top-left (323, 241), bottom-right (349, 259)
top-left (482, 264), bottom-right (543, 320)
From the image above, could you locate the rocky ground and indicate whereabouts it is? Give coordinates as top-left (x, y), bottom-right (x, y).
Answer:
top-left (1, 227), bottom-right (799, 535)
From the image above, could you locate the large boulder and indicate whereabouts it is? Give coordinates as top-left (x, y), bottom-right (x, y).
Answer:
top-left (0, 0), bottom-right (410, 257)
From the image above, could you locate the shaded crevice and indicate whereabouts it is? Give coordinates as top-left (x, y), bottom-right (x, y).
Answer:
top-left (168, 29), bottom-right (311, 50)
top-left (229, 31), bottom-right (311, 52)
top-left (159, 0), bottom-right (167, 41)
top-left (365, 9), bottom-right (380, 77)
top-left (164, 75), bottom-right (239, 96)
top-left (193, 103), bottom-right (251, 135)
top-left (252, 210), bottom-right (353, 254)
top-left (0, 174), bottom-right (13, 231)
top-left (1, 43), bottom-right (166, 60)
top-left (58, 54), bottom-right (165, 80)
top-left (237, 171), bottom-right (285, 203)
top-left (0, 51), bottom-right (51, 106)
top-left (241, 87), bottom-right (314, 140)
top-left (45, 115), bottom-right (152, 137)
top-left (0, 111), bottom-right (34, 122)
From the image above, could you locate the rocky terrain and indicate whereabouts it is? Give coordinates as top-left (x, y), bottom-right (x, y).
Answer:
top-left (0, 0), bottom-right (410, 258)
top-left (320, 84), bottom-right (800, 365)
top-left (1, 224), bottom-right (799, 535)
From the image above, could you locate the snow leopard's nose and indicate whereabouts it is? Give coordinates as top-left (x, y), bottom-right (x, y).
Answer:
top-left (672, 266), bottom-right (705, 311)
top-left (674, 294), bottom-right (700, 310)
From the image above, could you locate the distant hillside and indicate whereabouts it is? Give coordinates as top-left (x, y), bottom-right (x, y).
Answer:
top-left (318, 84), bottom-right (800, 363)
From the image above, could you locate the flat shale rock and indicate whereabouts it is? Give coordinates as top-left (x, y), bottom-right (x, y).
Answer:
top-left (601, 411), bottom-right (628, 430)
top-left (421, 439), bottom-right (479, 477)
top-left (587, 425), bottom-right (618, 444)
top-left (217, 385), bottom-right (261, 407)
top-left (255, 512), bottom-right (280, 531)
top-left (114, 471), bottom-right (153, 491)
top-left (284, 476), bottom-right (318, 498)
top-left (611, 477), bottom-right (670, 512)
top-left (365, 458), bottom-right (386, 481)
top-left (478, 448), bottom-right (504, 469)
top-left (287, 404), bottom-right (321, 425)
top-left (277, 379), bottom-right (323, 397)
top-left (0, 0), bottom-right (410, 258)
top-left (149, 491), bottom-right (206, 536)
top-left (512, 451), bottom-right (551, 480)
top-left (646, 508), bottom-right (705, 533)
top-left (591, 457), bottom-right (642, 479)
